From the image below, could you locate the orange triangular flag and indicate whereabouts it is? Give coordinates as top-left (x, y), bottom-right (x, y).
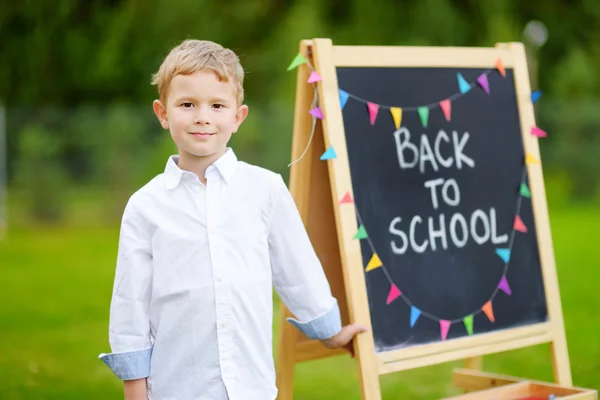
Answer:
top-left (514, 215), bottom-right (528, 232)
top-left (525, 153), bottom-right (539, 165)
top-left (482, 301), bottom-right (495, 323)
top-left (366, 253), bottom-right (382, 271)
top-left (440, 99), bottom-right (451, 121)
top-left (339, 192), bottom-right (353, 204)
top-left (495, 58), bottom-right (506, 77)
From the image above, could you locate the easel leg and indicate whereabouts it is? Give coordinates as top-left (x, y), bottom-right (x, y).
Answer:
top-left (464, 356), bottom-right (483, 370)
top-left (550, 339), bottom-right (572, 386)
top-left (276, 306), bottom-right (298, 400)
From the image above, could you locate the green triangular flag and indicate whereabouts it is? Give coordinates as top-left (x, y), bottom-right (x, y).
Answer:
top-left (463, 315), bottom-right (474, 335)
top-left (519, 183), bottom-right (531, 198)
top-left (417, 107), bottom-right (429, 128)
top-left (287, 53), bottom-right (307, 71)
top-left (353, 225), bottom-right (368, 240)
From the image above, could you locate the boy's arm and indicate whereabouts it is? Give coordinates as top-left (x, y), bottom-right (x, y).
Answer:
top-left (98, 200), bottom-right (153, 387)
top-left (268, 176), bottom-right (367, 352)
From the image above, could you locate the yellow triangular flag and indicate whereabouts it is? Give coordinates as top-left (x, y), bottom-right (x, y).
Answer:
top-left (365, 253), bottom-right (382, 271)
top-left (390, 107), bottom-right (402, 129)
top-left (525, 152), bottom-right (539, 165)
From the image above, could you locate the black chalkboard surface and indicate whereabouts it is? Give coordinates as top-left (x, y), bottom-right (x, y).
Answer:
top-left (337, 67), bottom-right (548, 353)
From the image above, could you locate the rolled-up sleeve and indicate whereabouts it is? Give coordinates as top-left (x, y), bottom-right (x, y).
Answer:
top-left (268, 175), bottom-right (342, 340)
top-left (99, 199), bottom-right (153, 380)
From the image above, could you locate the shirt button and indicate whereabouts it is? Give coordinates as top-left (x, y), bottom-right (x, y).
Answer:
top-left (216, 274), bottom-right (223, 282)
top-left (221, 321), bottom-right (227, 329)
top-left (194, 185), bottom-right (201, 192)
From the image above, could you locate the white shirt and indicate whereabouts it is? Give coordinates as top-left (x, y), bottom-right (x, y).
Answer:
top-left (99, 149), bottom-right (341, 400)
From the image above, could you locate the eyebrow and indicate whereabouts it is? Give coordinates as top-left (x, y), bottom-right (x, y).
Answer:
top-left (173, 96), bottom-right (231, 104)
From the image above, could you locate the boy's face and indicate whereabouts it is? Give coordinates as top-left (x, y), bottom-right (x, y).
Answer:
top-left (153, 70), bottom-right (248, 163)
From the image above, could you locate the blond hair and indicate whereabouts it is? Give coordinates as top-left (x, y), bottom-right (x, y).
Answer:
top-left (151, 39), bottom-right (244, 105)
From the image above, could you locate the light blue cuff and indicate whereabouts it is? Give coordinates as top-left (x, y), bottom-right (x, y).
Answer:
top-left (286, 301), bottom-right (342, 340)
top-left (99, 347), bottom-right (152, 380)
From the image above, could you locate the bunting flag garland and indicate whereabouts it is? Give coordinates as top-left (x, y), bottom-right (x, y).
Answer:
top-left (339, 192), bottom-right (353, 204)
top-left (367, 102), bottom-right (379, 125)
top-left (498, 276), bottom-right (512, 296)
top-left (496, 58), bottom-right (506, 77)
top-left (386, 284), bottom-right (402, 305)
top-left (519, 183), bottom-right (531, 198)
top-left (525, 153), bottom-right (540, 165)
top-left (531, 126), bottom-right (547, 138)
top-left (309, 107), bottom-right (323, 120)
top-left (320, 146), bottom-right (337, 160)
top-left (410, 306), bottom-right (421, 327)
top-left (390, 107), bottom-right (402, 129)
top-left (457, 73), bottom-right (471, 93)
top-left (417, 106), bottom-right (429, 127)
top-left (463, 315), bottom-right (474, 335)
top-left (353, 225), bottom-right (368, 239)
top-left (440, 320), bottom-right (451, 341)
top-left (339, 90), bottom-right (350, 109)
top-left (482, 301), bottom-right (495, 323)
top-left (531, 90), bottom-right (543, 104)
top-left (307, 71), bottom-right (322, 83)
top-left (514, 215), bottom-right (528, 232)
top-left (365, 253), bottom-right (382, 271)
top-left (496, 248), bottom-right (511, 263)
top-left (439, 99), bottom-right (451, 121)
top-left (477, 74), bottom-right (490, 94)
top-left (287, 52), bottom-right (307, 71)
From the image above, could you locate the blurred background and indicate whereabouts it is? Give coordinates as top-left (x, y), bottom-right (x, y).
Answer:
top-left (1, 0), bottom-right (599, 398)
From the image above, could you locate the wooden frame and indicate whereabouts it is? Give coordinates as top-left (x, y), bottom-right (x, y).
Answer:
top-left (276, 39), bottom-right (572, 400)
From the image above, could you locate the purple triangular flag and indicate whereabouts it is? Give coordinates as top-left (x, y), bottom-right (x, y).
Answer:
top-left (307, 71), bottom-right (323, 83)
top-left (309, 107), bottom-right (323, 120)
top-left (477, 74), bottom-right (490, 94)
top-left (498, 276), bottom-right (512, 296)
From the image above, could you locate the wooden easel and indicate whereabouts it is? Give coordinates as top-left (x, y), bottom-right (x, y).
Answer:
top-left (275, 39), bottom-right (572, 400)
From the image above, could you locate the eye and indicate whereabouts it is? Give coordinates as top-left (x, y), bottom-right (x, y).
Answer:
top-left (212, 104), bottom-right (225, 109)
top-left (181, 102), bottom-right (194, 108)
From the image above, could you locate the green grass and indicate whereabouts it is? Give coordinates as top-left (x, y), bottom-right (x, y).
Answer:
top-left (1, 204), bottom-right (599, 399)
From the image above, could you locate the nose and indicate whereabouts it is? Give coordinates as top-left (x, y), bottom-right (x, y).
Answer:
top-left (194, 106), bottom-right (210, 125)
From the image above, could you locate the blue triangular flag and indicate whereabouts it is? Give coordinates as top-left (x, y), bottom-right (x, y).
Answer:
top-left (496, 248), bottom-right (511, 263)
top-left (410, 306), bottom-right (421, 328)
top-left (531, 90), bottom-right (543, 104)
top-left (457, 73), bottom-right (471, 94)
top-left (339, 90), bottom-right (349, 109)
top-left (320, 146), bottom-right (337, 160)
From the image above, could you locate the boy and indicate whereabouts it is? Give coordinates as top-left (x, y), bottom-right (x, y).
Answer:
top-left (99, 39), bottom-right (367, 400)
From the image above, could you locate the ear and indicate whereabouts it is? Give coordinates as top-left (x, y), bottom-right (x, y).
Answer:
top-left (232, 104), bottom-right (249, 134)
top-left (153, 99), bottom-right (169, 129)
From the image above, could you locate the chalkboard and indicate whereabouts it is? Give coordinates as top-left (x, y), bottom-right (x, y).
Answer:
top-left (337, 67), bottom-right (548, 353)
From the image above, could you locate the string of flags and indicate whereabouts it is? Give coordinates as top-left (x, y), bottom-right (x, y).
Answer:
top-left (287, 49), bottom-right (547, 340)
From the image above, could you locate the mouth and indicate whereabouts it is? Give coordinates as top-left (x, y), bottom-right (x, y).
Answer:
top-left (189, 132), bottom-right (216, 138)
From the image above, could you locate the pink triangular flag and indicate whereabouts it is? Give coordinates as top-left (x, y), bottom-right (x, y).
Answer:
top-left (498, 276), bottom-right (512, 296)
top-left (514, 215), bottom-right (528, 232)
top-left (307, 71), bottom-right (323, 83)
top-left (339, 192), bottom-right (353, 204)
top-left (440, 320), bottom-right (451, 341)
top-left (531, 127), bottom-right (547, 137)
top-left (440, 99), bottom-right (451, 121)
top-left (477, 74), bottom-right (490, 94)
top-left (386, 284), bottom-right (401, 305)
top-left (309, 107), bottom-right (323, 120)
top-left (367, 102), bottom-right (379, 125)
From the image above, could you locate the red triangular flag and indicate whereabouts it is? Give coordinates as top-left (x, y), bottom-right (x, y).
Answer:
top-left (367, 102), bottom-right (379, 125)
top-left (386, 284), bottom-right (402, 305)
top-left (514, 215), bottom-right (528, 233)
top-left (339, 192), bottom-right (353, 205)
top-left (482, 301), bottom-right (495, 323)
top-left (440, 99), bottom-right (451, 121)
top-left (495, 58), bottom-right (506, 77)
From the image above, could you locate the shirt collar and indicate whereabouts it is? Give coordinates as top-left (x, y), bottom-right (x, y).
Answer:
top-left (164, 148), bottom-right (238, 190)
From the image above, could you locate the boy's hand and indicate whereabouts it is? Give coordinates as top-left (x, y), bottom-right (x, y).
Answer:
top-left (320, 323), bottom-right (369, 357)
